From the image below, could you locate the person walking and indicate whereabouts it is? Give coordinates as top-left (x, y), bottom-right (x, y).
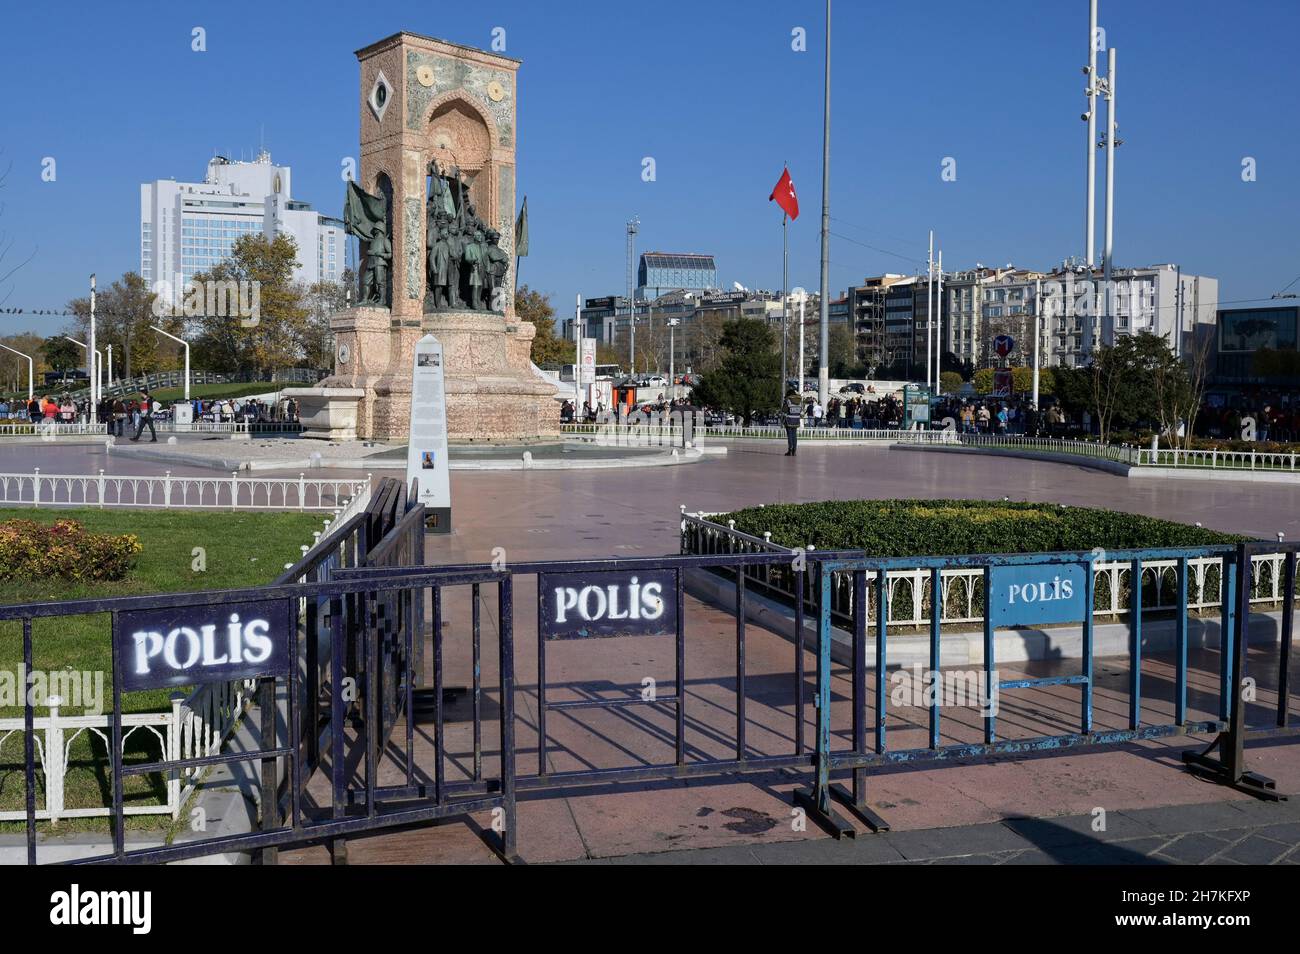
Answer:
top-left (112, 397), bottom-right (127, 437)
top-left (782, 389), bottom-right (802, 457)
top-left (130, 390), bottom-right (157, 442)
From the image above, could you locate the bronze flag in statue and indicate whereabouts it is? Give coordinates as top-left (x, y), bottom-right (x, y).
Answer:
top-left (344, 180), bottom-right (391, 306)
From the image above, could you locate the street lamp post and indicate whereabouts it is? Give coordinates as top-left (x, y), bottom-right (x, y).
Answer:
top-left (89, 274), bottom-right (97, 409)
top-left (667, 318), bottom-right (680, 399)
top-left (151, 326), bottom-right (190, 400)
top-left (0, 344), bottom-right (34, 401)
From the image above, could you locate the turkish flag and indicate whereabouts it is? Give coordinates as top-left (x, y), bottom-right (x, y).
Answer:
top-left (769, 167), bottom-right (799, 220)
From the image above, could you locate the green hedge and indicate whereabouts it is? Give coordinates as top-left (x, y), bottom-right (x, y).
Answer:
top-left (721, 499), bottom-right (1247, 556)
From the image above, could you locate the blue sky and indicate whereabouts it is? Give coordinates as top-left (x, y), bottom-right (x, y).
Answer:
top-left (2, 0), bottom-right (1298, 334)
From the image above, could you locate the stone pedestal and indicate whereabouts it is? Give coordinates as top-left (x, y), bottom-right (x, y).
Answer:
top-left (320, 305), bottom-right (558, 441)
top-left (283, 387), bottom-right (365, 440)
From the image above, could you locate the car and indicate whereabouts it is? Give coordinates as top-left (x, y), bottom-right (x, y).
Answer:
top-left (838, 382), bottom-right (866, 395)
top-left (643, 375), bottom-right (669, 387)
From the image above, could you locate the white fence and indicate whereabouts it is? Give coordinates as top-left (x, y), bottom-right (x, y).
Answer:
top-left (0, 485), bottom-right (371, 823)
top-left (0, 470), bottom-right (370, 511)
top-left (576, 421), bottom-right (1299, 474)
top-left (0, 692), bottom-right (250, 822)
top-left (0, 422), bottom-right (108, 437)
top-left (1, 421), bottom-right (302, 438)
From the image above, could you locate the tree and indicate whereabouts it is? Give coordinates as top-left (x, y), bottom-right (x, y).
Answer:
top-left (188, 233), bottom-right (308, 377)
top-left (1052, 365), bottom-right (1092, 419)
top-left (299, 275), bottom-right (351, 371)
top-left (940, 350), bottom-right (974, 380)
top-left (939, 370), bottom-right (964, 395)
top-left (689, 318), bottom-right (781, 426)
top-left (690, 310), bottom-right (728, 372)
top-left (42, 336), bottom-right (82, 376)
top-left (826, 323), bottom-right (861, 378)
top-left (66, 271), bottom-right (160, 383)
top-left (516, 285), bottom-right (574, 367)
top-left (0, 331), bottom-right (45, 395)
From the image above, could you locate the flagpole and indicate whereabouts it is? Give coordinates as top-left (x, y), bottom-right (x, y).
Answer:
top-left (781, 211), bottom-right (788, 389)
top-left (926, 230), bottom-right (934, 391)
top-left (817, 0), bottom-right (832, 408)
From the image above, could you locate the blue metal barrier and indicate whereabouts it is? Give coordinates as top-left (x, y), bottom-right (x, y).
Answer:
top-left (795, 544), bottom-right (1296, 836)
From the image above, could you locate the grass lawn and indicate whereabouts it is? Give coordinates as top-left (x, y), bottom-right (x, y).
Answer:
top-left (144, 382), bottom-right (286, 403)
top-left (0, 508), bottom-right (325, 829)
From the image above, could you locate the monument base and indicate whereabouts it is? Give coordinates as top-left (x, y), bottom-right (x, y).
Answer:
top-left (322, 305), bottom-right (560, 442)
top-left (282, 387), bottom-right (365, 440)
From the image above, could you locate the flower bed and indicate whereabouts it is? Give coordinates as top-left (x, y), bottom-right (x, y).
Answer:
top-left (0, 517), bottom-right (141, 582)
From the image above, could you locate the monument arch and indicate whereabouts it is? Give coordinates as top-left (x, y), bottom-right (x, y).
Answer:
top-left (316, 31), bottom-right (558, 443)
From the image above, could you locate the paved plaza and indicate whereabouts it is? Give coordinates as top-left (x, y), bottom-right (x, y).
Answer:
top-left (252, 439), bottom-right (1295, 864)
top-left (6, 439), bottom-right (1299, 864)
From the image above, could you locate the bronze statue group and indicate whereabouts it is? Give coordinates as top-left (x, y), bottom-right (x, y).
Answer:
top-left (350, 163), bottom-right (509, 313)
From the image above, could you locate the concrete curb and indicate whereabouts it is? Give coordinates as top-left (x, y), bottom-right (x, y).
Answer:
top-left (110, 442), bottom-right (707, 472)
top-left (889, 442), bottom-right (1133, 476)
top-left (891, 442), bottom-right (1300, 484)
top-left (684, 566), bottom-right (1289, 667)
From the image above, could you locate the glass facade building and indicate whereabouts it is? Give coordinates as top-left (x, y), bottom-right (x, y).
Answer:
top-left (636, 252), bottom-right (717, 300)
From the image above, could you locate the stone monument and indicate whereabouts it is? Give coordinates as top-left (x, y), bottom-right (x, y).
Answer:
top-left (319, 32), bottom-right (559, 442)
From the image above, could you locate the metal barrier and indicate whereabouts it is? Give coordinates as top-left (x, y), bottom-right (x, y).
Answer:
top-left (333, 551), bottom-right (815, 802)
top-left (4, 475), bottom-right (518, 865)
top-left (6, 516), bottom-right (1296, 862)
top-left (1182, 542), bottom-right (1299, 798)
top-left (794, 547), bottom-right (1246, 833)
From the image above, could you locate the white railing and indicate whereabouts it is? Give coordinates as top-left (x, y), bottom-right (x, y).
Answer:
top-left (280, 482), bottom-right (374, 578)
top-left (153, 421), bottom-right (303, 434)
top-left (0, 685), bottom-right (253, 822)
top-left (1132, 446), bottom-right (1300, 472)
top-left (1, 421), bottom-right (302, 437)
top-left (0, 422), bottom-right (108, 437)
top-left (681, 509), bottom-right (1296, 630)
top-left (0, 469), bottom-right (370, 511)
top-left (633, 423), bottom-right (1300, 474)
top-left (560, 422), bottom-right (687, 447)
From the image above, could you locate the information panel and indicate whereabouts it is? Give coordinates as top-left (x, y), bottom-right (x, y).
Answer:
top-left (405, 334), bottom-right (453, 532)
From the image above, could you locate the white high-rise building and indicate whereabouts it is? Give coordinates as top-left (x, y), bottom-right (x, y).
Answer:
top-left (140, 151), bottom-right (346, 300)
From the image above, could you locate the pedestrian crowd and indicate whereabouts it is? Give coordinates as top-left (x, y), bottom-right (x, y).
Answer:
top-left (0, 392), bottom-right (300, 433)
